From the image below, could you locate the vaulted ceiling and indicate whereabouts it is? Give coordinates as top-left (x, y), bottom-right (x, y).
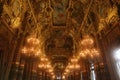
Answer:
top-left (0, 0), bottom-right (120, 75)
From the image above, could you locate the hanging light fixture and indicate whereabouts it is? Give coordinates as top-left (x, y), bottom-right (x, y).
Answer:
top-left (79, 35), bottom-right (100, 59)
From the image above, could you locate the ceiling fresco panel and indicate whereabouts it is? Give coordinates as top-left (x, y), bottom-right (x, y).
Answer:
top-left (51, 0), bottom-right (69, 26)
top-left (71, 1), bottom-right (84, 27)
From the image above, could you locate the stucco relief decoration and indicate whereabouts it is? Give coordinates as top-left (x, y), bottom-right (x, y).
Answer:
top-left (11, 0), bottom-right (22, 28)
top-left (98, 3), bottom-right (119, 33)
top-left (11, 0), bottom-right (22, 17)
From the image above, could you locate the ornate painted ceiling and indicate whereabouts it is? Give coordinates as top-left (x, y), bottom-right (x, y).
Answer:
top-left (0, 0), bottom-right (120, 75)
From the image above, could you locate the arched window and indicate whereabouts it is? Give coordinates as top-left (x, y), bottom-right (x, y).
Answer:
top-left (113, 48), bottom-right (120, 78)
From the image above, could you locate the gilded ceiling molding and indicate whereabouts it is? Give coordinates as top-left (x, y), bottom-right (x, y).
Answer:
top-left (97, 5), bottom-right (119, 34)
top-left (78, 0), bottom-right (93, 33)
